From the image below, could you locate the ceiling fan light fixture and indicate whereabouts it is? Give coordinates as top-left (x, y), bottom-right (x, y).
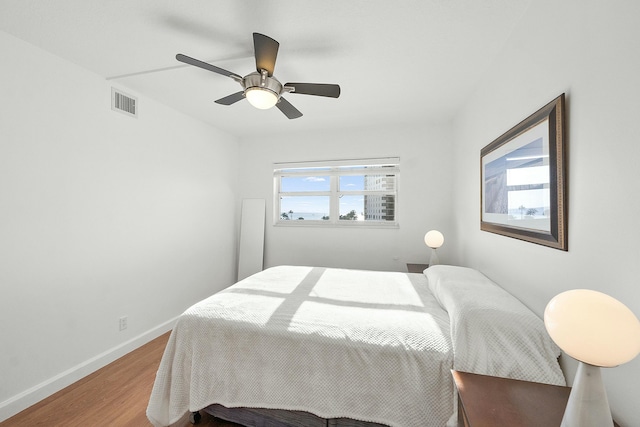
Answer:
top-left (245, 87), bottom-right (279, 110)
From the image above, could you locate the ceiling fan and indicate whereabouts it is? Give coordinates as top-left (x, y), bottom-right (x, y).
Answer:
top-left (176, 33), bottom-right (341, 119)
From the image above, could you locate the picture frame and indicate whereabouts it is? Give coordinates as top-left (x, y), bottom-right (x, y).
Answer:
top-left (480, 94), bottom-right (567, 250)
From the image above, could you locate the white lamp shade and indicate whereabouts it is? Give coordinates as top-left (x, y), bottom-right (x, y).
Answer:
top-left (544, 289), bottom-right (640, 367)
top-left (245, 88), bottom-right (278, 109)
top-left (424, 230), bottom-right (444, 249)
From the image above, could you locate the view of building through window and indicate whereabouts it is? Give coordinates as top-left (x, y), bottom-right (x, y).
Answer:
top-left (362, 175), bottom-right (396, 221)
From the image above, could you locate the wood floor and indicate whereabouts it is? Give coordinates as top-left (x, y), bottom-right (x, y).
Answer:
top-left (0, 332), bottom-right (240, 427)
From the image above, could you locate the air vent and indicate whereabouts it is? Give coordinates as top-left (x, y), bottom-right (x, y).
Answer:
top-left (111, 87), bottom-right (137, 117)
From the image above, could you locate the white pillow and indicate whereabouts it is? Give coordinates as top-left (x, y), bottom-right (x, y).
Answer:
top-left (425, 265), bottom-right (566, 386)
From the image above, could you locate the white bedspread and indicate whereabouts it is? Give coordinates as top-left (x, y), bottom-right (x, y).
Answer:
top-left (147, 266), bottom-right (453, 427)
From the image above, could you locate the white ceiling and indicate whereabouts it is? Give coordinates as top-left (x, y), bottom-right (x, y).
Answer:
top-left (0, 0), bottom-right (533, 138)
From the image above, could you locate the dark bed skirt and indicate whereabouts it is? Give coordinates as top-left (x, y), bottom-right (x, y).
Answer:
top-left (203, 403), bottom-right (389, 427)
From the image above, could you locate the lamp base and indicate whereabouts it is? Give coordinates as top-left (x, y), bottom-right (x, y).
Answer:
top-left (429, 248), bottom-right (440, 266)
top-left (561, 362), bottom-right (613, 427)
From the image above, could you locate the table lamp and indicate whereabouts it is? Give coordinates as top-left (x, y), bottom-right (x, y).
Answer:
top-left (424, 230), bottom-right (444, 266)
top-left (544, 289), bottom-right (640, 427)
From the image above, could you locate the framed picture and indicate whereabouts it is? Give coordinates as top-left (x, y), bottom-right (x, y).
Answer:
top-left (480, 94), bottom-right (567, 250)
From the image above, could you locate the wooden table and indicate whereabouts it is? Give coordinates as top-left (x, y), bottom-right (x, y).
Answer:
top-left (452, 370), bottom-right (619, 427)
top-left (406, 263), bottom-right (428, 273)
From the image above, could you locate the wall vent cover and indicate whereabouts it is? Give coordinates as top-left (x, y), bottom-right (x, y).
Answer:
top-left (111, 87), bottom-right (138, 117)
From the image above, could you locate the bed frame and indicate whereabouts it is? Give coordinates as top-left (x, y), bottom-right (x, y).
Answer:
top-left (197, 404), bottom-right (389, 427)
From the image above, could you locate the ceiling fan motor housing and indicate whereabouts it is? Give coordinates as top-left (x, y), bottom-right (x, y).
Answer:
top-left (243, 70), bottom-right (283, 99)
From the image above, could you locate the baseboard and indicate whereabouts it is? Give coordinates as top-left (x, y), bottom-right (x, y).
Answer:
top-left (0, 316), bottom-right (178, 422)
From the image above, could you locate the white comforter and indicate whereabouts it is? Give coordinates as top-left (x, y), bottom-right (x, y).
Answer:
top-left (147, 266), bottom-right (453, 427)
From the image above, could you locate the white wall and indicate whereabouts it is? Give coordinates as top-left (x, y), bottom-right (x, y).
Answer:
top-left (450, 1), bottom-right (640, 425)
top-left (0, 32), bottom-right (239, 420)
top-left (237, 123), bottom-right (453, 273)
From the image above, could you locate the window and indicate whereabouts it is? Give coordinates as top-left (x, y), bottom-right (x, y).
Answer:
top-left (274, 158), bottom-right (399, 226)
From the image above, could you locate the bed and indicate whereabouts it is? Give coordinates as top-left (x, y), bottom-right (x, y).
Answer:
top-left (147, 265), bottom-right (565, 427)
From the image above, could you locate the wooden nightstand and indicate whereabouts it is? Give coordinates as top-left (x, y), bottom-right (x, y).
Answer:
top-left (452, 370), bottom-right (619, 427)
top-left (406, 263), bottom-right (428, 273)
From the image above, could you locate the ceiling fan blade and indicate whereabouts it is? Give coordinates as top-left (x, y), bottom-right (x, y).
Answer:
top-left (176, 54), bottom-right (242, 79)
top-left (253, 33), bottom-right (279, 76)
top-left (276, 97), bottom-right (303, 119)
top-left (285, 83), bottom-right (341, 98)
top-left (215, 91), bottom-right (245, 106)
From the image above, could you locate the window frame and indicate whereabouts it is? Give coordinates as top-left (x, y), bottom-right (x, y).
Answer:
top-left (273, 158), bottom-right (399, 228)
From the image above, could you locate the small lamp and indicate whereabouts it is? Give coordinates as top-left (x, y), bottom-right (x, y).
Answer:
top-left (424, 230), bottom-right (444, 266)
top-left (544, 289), bottom-right (640, 427)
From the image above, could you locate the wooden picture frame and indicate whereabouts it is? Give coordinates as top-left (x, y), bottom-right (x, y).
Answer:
top-left (480, 94), bottom-right (567, 250)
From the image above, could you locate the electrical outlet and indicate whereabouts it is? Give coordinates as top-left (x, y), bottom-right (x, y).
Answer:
top-left (119, 316), bottom-right (128, 331)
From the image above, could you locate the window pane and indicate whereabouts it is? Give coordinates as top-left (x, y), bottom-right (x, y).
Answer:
top-left (339, 175), bottom-right (364, 191)
top-left (339, 195), bottom-right (364, 221)
top-left (281, 176), bottom-right (330, 192)
top-left (368, 175), bottom-right (396, 191)
top-left (338, 194), bottom-right (396, 221)
top-left (363, 194), bottom-right (396, 221)
top-left (280, 196), bottom-right (330, 221)
top-left (340, 174), bottom-right (396, 192)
